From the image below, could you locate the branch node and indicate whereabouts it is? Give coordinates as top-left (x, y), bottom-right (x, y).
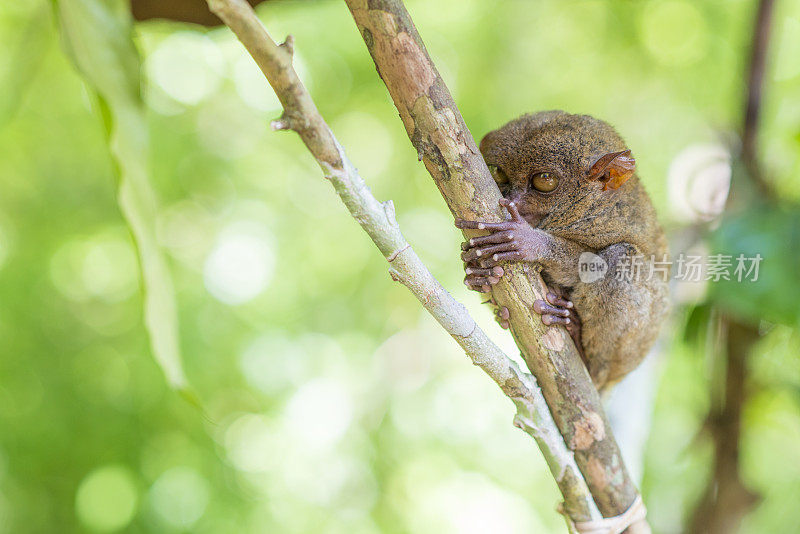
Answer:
top-left (388, 268), bottom-right (402, 282)
top-left (280, 34), bottom-right (295, 57)
top-left (270, 111), bottom-right (308, 133)
top-left (319, 161), bottom-right (339, 181)
top-left (382, 199), bottom-right (399, 227)
top-left (270, 118), bottom-right (291, 131)
top-left (513, 412), bottom-right (538, 436)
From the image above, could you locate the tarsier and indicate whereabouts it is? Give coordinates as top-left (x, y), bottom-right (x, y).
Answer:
top-left (456, 111), bottom-right (669, 392)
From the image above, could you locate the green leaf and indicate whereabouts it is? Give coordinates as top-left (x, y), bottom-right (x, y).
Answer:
top-left (709, 206), bottom-right (800, 328)
top-left (54, 0), bottom-right (188, 389)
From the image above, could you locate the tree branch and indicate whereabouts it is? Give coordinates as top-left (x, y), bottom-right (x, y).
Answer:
top-left (741, 0), bottom-right (776, 198)
top-left (342, 0), bottom-right (646, 529)
top-left (131, 0), bottom-right (269, 26)
top-left (687, 2), bottom-right (777, 530)
top-left (687, 315), bottom-right (759, 534)
top-left (205, 0), bottom-right (602, 527)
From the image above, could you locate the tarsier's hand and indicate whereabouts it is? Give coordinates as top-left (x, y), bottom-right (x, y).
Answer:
top-left (455, 199), bottom-right (577, 333)
top-left (455, 197), bottom-right (525, 295)
top-left (455, 199), bottom-right (546, 268)
top-left (455, 198), bottom-right (546, 295)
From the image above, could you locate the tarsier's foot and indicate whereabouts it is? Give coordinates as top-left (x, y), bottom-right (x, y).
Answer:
top-left (533, 292), bottom-right (574, 326)
top-left (487, 293), bottom-right (579, 332)
top-left (487, 296), bottom-right (580, 332)
top-left (534, 291), bottom-right (584, 359)
top-left (494, 305), bottom-right (511, 330)
top-left (463, 263), bottom-right (505, 293)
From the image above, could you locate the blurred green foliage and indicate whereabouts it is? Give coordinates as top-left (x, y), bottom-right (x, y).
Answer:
top-left (710, 206), bottom-right (800, 327)
top-left (56, 0), bottom-right (190, 391)
top-left (0, 0), bottom-right (799, 533)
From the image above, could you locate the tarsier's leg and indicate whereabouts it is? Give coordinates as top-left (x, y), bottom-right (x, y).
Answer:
top-left (493, 289), bottom-right (584, 358)
top-left (464, 254), bottom-right (583, 350)
top-left (571, 243), bottom-right (669, 390)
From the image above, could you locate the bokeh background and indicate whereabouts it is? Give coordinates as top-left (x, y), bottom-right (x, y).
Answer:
top-left (1, 0), bottom-right (799, 532)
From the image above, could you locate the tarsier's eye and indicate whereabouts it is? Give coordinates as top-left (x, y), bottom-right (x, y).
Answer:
top-left (488, 164), bottom-right (508, 184)
top-left (530, 172), bottom-right (559, 193)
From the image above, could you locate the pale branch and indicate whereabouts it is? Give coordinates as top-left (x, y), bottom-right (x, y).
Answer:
top-left (343, 1), bottom-right (647, 530)
top-left (205, 0), bottom-right (600, 527)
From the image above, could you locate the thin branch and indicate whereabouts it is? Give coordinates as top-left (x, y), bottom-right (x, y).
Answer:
top-left (343, 0), bottom-right (646, 529)
top-left (205, 0), bottom-right (601, 527)
top-left (741, 0), bottom-right (776, 198)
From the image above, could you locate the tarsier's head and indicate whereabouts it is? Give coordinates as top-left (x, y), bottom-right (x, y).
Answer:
top-left (479, 111), bottom-right (637, 228)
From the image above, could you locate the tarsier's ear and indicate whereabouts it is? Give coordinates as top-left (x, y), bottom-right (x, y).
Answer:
top-left (587, 149), bottom-right (636, 191)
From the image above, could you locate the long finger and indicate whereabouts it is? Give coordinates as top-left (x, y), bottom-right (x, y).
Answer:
top-left (465, 282), bottom-right (492, 293)
top-left (465, 275), bottom-right (500, 287)
top-left (542, 315), bottom-right (571, 326)
top-left (462, 243), bottom-right (518, 262)
top-left (499, 198), bottom-right (524, 222)
top-left (464, 265), bottom-right (504, 278)
top-left (464, 266), bottom-right (494, 277)
top-left (462, 237), bottom-right (514, 253)
top-left (455, 219), bottom-right (515, 231)
top-left (467, 231), bottom-right (513, 248)
top-left (533, 300), bottom-right (570, 317)
top-left (546, 292), bottom-right (573, 309)
top-left (465, 276), bottom-right (492, 290)
top-left (464, 276), bottom-right (492, 293)
top-left (464, 257), bottom-right (494, 270)
top-left (494, 307), bottom-right (511, 329)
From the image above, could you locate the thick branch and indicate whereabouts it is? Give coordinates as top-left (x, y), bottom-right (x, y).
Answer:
top-left (687, 3), bottom-right (776, 530)
top-left (132, 0), bottom-right (268, 26)
top-left (343, 0), bottom-right (645, 527)
top-left (687, 316), bottom-right (759, 534)
top-left (206, 0), bottom-right (600, 527)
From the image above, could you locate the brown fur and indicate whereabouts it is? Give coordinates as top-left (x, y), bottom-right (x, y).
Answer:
top-left (480, 111), bottom-right (669, 391)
